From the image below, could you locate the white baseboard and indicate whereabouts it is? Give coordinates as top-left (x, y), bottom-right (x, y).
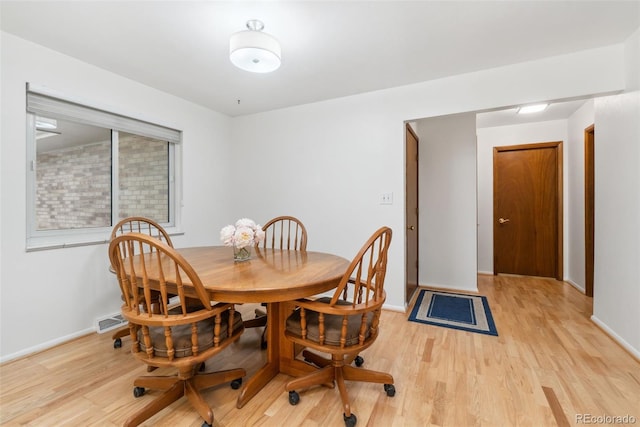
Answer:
top-left (0, 327), bottom-right (95, 364)
top-left (591, 315), bottom-right (640, 361)
top-left (382, 303), bottom-right (406, 313)
top-left (419, 282), bottom-right (479, 294)
top-left (565, 279), bottom-right (585, 294)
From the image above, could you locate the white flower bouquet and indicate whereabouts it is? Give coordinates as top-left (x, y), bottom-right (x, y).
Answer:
top-left (220, 218), bottom-right (265, 261)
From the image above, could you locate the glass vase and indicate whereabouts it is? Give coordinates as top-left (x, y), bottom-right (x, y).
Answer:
top-left (233, 245), bottom-right (252, 262)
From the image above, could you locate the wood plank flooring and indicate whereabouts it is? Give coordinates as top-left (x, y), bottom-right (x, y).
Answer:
top-left (1, 274), bottom-right (639, 426)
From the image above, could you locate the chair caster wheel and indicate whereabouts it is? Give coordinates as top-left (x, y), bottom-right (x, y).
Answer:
top-left (343, 412), bottom-right (357, 426)
top-left (113, 338), bottom-right (122, 349)
top-left (201, 422), bottom-right (212, 427)
top-left (230, 378), bottom-right (242, 390)
top-left (288, 391), bottom-right (300, 405)
top-left (354, 355), bottom-right (364, 367)
top-left (384, 383), bottom-right (396, 397)
top-left (133, 386), bottom-right (145, 398)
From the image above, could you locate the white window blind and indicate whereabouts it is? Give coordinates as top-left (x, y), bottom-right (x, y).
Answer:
top-left (26, 86), bottom-right (181, 144)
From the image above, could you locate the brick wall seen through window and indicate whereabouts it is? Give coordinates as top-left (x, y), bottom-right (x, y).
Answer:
top-left (36, 134), bottom-right (169, 230)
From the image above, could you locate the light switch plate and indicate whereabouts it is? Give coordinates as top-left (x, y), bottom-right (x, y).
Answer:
top-left (380, 192), bottom-right (393, 205)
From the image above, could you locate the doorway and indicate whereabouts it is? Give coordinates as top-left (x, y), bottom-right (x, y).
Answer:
top-left (493, 141), bottom-right (563, 280)
top-left (584, 125), bottom-right (595, 297)
top-left (405, 123), bottom-right (419, 305)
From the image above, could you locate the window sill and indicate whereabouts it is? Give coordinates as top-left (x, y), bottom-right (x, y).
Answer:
top-left (26, 226), bottom-right (184, 252)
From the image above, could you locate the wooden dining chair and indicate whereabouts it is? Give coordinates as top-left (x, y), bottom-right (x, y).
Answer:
top-left (109, 233), bottom-right (246, 427)
top-left (283, 227), bottom-right (394, 427)
top-left (109, 216), bottom-right (174, 349)
top-left (244, 215), bottom-right (308, 348)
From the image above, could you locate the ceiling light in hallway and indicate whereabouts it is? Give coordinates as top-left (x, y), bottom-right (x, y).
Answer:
top-left (517, 103), bottom-right (548, 114)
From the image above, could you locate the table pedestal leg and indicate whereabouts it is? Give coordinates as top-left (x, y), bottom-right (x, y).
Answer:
top-left (236, 301), bottom-right (321, 408)
top-left (236, 302), bottom-right (282, 408)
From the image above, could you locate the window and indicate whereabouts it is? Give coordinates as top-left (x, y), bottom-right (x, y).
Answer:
top-left (26, 85), bottom-right (182, 250)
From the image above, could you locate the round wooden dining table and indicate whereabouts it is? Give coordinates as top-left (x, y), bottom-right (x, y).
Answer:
top-left (130, 245), bottom-right (351, 408)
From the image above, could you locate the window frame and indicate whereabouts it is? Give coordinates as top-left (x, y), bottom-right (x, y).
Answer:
top-left (25, 84), bottom-right (183, 251)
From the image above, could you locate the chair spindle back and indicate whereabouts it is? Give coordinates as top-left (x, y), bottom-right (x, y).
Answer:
top-left (259, 216), bottom-right (307, 251)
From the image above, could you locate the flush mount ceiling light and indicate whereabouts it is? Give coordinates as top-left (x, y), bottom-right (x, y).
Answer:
top-left (517, 103), bottom-right (548, 114)
top-left (230, 19), bottom-right (281, 73)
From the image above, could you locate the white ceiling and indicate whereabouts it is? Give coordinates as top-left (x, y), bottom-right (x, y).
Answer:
top-left (2, 1), bottom-right (639, 121)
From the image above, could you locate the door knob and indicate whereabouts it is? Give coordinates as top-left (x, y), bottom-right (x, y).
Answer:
top-left (407, 225), bottom-right (415, 230)
top-left (498, 218), bottom-right (510, 224)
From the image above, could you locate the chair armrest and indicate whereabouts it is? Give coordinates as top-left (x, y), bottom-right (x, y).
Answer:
top-left (292, 294), bottom-right (384, 316)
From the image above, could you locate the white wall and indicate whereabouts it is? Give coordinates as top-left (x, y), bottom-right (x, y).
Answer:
top-left (476, 120), bottom-right (569, 275)
top-left (230, 99), bottom-right (406, 309)
top-left (0, 33), bottom-right (233, 361)
top-left (2, 30), bottom-right (638, 361)
top-left (416, 113), bottom-right (477, 291)
top-left (625, 28), bottom-right (640, 91)
top-left (591, 91), bottom-right (640, 357)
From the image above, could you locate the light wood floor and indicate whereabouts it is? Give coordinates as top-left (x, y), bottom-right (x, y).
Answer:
top-left (1, 275), bottom-right (639, 426)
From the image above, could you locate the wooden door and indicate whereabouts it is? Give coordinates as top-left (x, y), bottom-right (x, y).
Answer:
top-left (584, 125), bottom-right (595, 297)
top-left (405, 123), bottom-right (419, 304)
top-left (493, 142), bottom-right (563, 279)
